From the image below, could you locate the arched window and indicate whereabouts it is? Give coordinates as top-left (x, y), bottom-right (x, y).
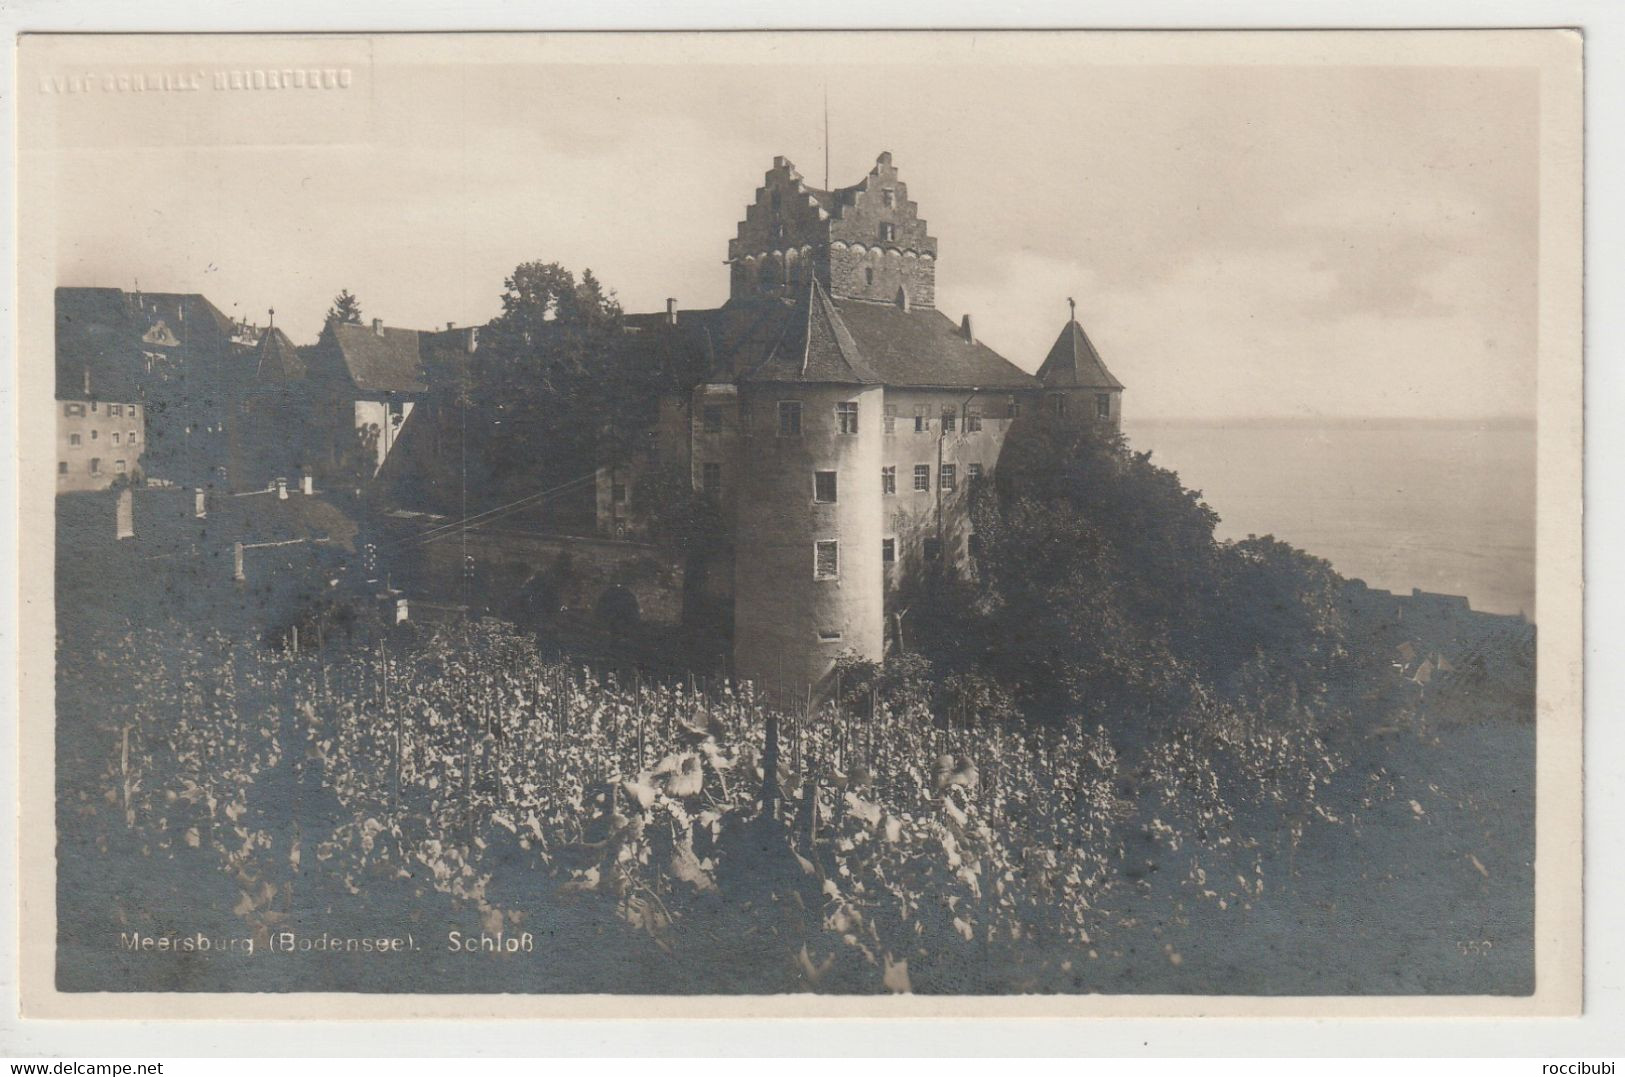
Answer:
top-left (865, 267), bottom-right (875, 287)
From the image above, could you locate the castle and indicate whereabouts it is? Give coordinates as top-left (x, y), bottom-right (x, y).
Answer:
top-left (614, 152), bottom-right (1125, 692)
top-left (52, 151), bottom-right (1126, 694)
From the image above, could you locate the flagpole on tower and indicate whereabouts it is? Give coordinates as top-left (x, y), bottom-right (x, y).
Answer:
top-left (823, 84), bottom-right (830, 190)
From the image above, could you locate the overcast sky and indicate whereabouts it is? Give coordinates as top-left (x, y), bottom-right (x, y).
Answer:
top-left (35, 34), bottom-right (1539, 421)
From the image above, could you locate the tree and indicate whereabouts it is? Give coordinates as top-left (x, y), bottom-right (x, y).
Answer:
top-left (325, 289), bottom-right (363, 328)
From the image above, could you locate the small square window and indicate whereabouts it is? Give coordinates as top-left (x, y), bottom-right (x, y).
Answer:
top-left (128, 430), bottom-right (137, 443)
top-left (702, 405), bottom-right (723, 434)
top-left (115, 459), bottom-right (127, 474)
top-left (883, 404), bottom-right (897, 434)
top-left (90, 402), bottom-right (98, 413)
top-left (112, 432), bottom-right (121, 445)
top-left (966, 407), bottom-right (983, 433)
top-left (881, 466), bottom-right (896, 495)
top-left (941, 464), bottom-right (957, 492)
top-left (1050, 394), bottom-right (1068, 418)
top-left (815, 540), bottom-right (839, 580)
top-left (818, 628), bottom-right (843, 642)
top-left (836, 401), bottom-right (859, 435)
top-left (882, 538), bottom-right (896, 564)
top-left (57, 461), bottom-right (68, 475)
top-left (89, 458), bottom-right (101, 475)
top-left (814, 470), bottom-right (837, 503)
top-left (968, 463), bottom-right (983, 483)
top-left (1096, 393), bottom-right (1113, 420)
top-left (64, 403), bottom-right (85, 417)
top-left (128, 405), bottom-right (138, 418)
top-left (924, 537), bottom-right (942, 562)
top-left (702, 462), bottom-right (721, 497)
top-left (777, 401), bottom-right (802, 437)
top-left (110, 404), bottom-right (123, 417)
top-left (91, 429), bottom-right (99, 440)
top-left (69, 434), bottom-right (81, 447)
top-left (878, 222), bottom-right (896, 242)
top-left (940, 407), bottom-right (957, 433)
top-left (913, 464), bottom-right (930, 492)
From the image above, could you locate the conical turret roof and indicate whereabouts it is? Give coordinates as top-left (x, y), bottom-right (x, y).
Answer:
top-left (1038, 317), bottom-right (1123, 390)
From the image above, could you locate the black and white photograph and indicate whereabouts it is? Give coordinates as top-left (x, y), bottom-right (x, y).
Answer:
top-left (12, 29), bottom-right (1583, 1018)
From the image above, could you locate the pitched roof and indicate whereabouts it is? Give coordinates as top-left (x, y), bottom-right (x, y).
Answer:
top-left (55, 286), bottom-right (238, 400)
top-left (327, 322), bottom-right (427, 394)
top-left (1037, 319), bottom-right (1124, 390)
top-left (831, 299), bottom-right (1038, 390)
top-left (729, 283), bottom-right (881, 385)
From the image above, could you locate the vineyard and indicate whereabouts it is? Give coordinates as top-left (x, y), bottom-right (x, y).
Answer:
top-left (56, 613), bottom-right (1533, 995)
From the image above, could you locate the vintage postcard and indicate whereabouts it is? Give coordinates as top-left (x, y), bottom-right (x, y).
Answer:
top-left (14, 29), bottom-right (1583, 1019)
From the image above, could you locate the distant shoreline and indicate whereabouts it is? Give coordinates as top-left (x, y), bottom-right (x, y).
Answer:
top-left (1127, 415), bottom-right (1536, 430)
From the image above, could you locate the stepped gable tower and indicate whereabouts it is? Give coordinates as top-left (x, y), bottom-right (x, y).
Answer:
top-left (727, 151), bottom-right (938, 310)
top-left (1037, 301), bottom-right (1125, 428)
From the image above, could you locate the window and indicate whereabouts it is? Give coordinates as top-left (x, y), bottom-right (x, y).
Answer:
top-left (914, 405), bottom-right (928, 433)
top-left (913, 464), bottom-right (930, 491)
top-left (924, 537), bottom-right (942, 562)
top-left (115, 459), bottom-right (127, 474)
top-left (64, 403), bottom-right (85, 417)
top-left (818, 629), bottom-right (843, 642)
top-left (1008, 398), bottom-right (1023, 419)
top-left (836, 401), bottom-right (859, 435)
top-left (814, 470), bottom-right (837, 503)
top-left (1096, 393), bottom-right (1113, 420)
top-left (878, 222), bottom-right (896, 242)
top-left (815, 540), bottom-right (839, 580)
top-left (882, 538), bottom-right (896, 564)
top-left (883, 404), bottom-right (897, 434)
top-left (91, 429), bottom-right (99, 440)
top-left (128, 430), bottom-right (137, 443)
top-left (112, 432), bottom-right (121, 445)
top-left (90, 402), bottom-right (98, 412)
top-left (702, 405), bottom-right (723, 434)
top-left (110, 404), bottom-right (123, 417)
top-left (777, 401), bottom-right (802, 437)
top-left (129, 405), bottom-right (138, 418)
top-left (69, 434), bottom-right (81, 447)
top-left (966, 407), bottom-right (983, 433)
top-left (940, 407), bottom-right (957, 433)
top-left (941, 464), bottom-right (957, 491)
top-left (702, 462), bottom-right (721, 497)
top-left (881, 466), bottom-right (896, 495)
top-left (865, 267), bottom-right (875, 287)
top-left (612, 482), bottom-right (627, 504)
top-left (89, 458), bottom-right (101, 475)
top-left (968, 462), bottom-right (983, 483)
top-left (882, 187), bottom-right (896, 208)
top-left (1050, 393), bottom-right (1069, 418)
top-left (58, 461), bottom-right (67, 475)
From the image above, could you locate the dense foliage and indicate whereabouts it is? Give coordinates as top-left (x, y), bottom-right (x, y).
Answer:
top-left (893, 422), bottom-right (1350, 737)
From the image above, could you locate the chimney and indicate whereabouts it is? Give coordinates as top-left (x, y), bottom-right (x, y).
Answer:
top-left (83, 367), bottom-right (91, 397)
top-left (446, 321), bottom-right (456, 331)
top-left (115, 488), bottom-right (134, 541)
top-left (960, 314), bottom-right (975, 344)
top-left (193, 487), bottom-right (207, 518)
top-left (665, 298), bottom-right (678, 326)
top-left (233, 542), bottom-right (245, 582)
top-left (395, 596), bottom-right (411, 624)
top-left (300, 473), bottom-right (314, 496)
top-left (466, 326), bottom-right (479, 354)
top-left (372, 317), bottom-right (384, 337)
top-left (276, 477), bottom-right (288, 500)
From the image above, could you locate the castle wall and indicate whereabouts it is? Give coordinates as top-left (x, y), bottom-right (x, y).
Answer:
top-left (732, 382), bottom-right (885, 697)
top-left (878, 387), bottom-right (1024, 601)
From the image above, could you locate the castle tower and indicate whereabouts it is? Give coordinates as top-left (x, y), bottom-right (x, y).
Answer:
top-left (1036, 301), bottom-right (1125, 428)
top-left (729, 283), bottom-right (887, 698)
top-left (727, 152), bottom-right (938, 309)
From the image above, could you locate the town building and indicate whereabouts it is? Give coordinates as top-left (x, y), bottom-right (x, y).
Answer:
top-left (301, 317), bottom-right (429, 486)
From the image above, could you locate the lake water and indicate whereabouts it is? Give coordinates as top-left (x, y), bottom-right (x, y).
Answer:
top-left (1122, 419), bottom-right (1537, 618)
